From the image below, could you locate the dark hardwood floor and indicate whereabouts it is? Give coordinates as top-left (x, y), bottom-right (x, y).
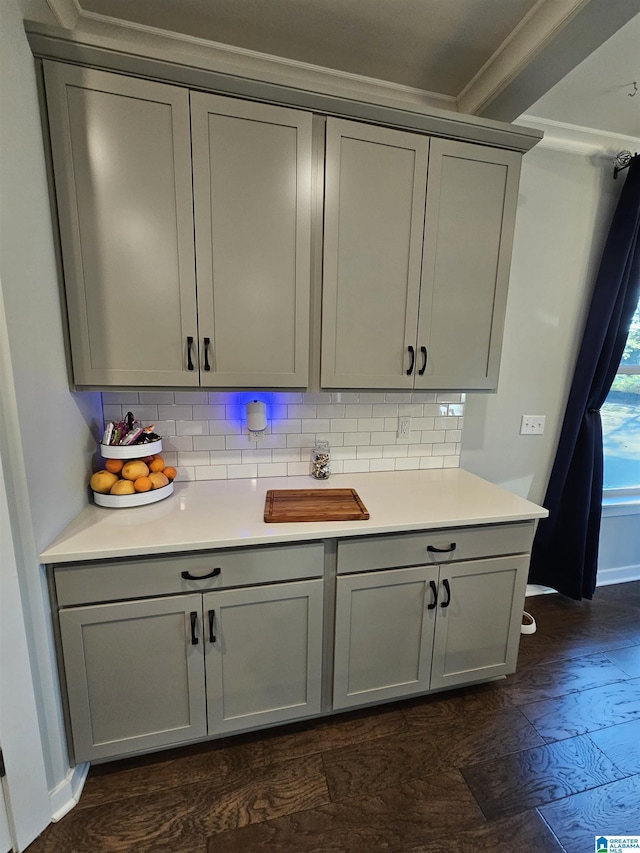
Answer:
top-left (27, 581), bottom-right (640, 853)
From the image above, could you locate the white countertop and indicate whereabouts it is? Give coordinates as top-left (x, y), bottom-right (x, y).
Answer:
top-left (40, 469), bottom-right (547, 564)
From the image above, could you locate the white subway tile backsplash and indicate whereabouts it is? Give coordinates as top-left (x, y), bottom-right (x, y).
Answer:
top-left (101, 390), bottom-right (463, 480)
top-left (369, 458), bottom-right (396, 472)
top-left (174, 391), bottom-right (205, 404)
top-left (193, 404), bottom-right (226, 420)
top-left (192, 436), bottom-right (225, 451)
top-left (420, 457), bottom-right (444, 469)
top-left (395, 457), bottom-right (420, 470)
top-left (227, 463), bottom-right (258, 479)
top-left (226, 434), bottom-right (257, 451)
top-left (139, 392), bottom-right (175, 405)
top-left (195, 465), bottom-right (228, 480)
top-left (273, 449), bottom-right (301, 463)
top-left (102, 391), bottom-right (139, 405)
top-left (287, 461), bottom-right (311, 476)
top-left (330, 418), bottom-right (358, 432)
top-left (343, 459), bottom-right (371, 473)
top-left (210, 450), bottom-right (242, 463)
top-left (346, 404), bottom-right (372, 418)
top-left (258, 462), bottom-right (288, 477)
top-left (159, 405), bottom-right (193, 420)
top-left (344, 432), bottom-right (368, 446)
top-left (286, 433), bottom-right (316, 448)
top-left (177, 451), bottom-right (211, 467)
top-left (287, 404), bottom-right (317, 418)
top-left (302, 418), bottom-right (330, 433)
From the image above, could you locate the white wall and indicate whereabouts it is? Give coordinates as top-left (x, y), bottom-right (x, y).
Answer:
top-left (0, 0), bottom-right (102, 813)
top-left (461, 143), bottom-right (622, 505)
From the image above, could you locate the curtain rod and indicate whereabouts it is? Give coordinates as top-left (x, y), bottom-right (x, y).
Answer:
top-left (614, 151), bottom-right (638, 179)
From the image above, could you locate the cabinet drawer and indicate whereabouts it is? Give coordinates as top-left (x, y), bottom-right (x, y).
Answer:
top-left (337, 522), bottom-right (534, 574)
top-left (54, 541), bottom-right (324, 606)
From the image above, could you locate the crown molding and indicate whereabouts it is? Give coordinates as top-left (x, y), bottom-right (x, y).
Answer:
top-left (517, 115), bottom-right (640, 158)
top-left (459, 0), bottom-right (640, 123)
top-left (45, 0), bottom-right (80, 29)
top-left (457, 0), bottom-right (589, 116)
top-left (36, 4), bottom-right (456, 115)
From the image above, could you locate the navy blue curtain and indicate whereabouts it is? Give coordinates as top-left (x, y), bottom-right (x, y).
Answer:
top-left (528, 156), bottom-right (640, 600)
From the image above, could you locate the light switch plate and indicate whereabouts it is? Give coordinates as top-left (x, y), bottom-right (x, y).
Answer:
top-left (520, 415), bottom-right (545, 435)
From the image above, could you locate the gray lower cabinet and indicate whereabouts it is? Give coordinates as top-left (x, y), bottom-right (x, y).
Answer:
top-left (59, 594), bottom-right (207, 762)
top-left (333, 565), bottom-right (439, 709)
top-left (58, 579), bottom-right (323, 763)
top-left (204, 581), bottom-right (323, 734)
top-left (333, 530), bottom-right (532, 710)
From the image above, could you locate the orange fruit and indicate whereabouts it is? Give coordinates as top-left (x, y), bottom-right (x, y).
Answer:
top-left (134, 476), bottom-right (152, 493)
top-left (149, 456), bottom-right (166, 473)
top-left (105, 458), bottom-right (124, 474)
top-left (163, 466), bottom-right (177, 481)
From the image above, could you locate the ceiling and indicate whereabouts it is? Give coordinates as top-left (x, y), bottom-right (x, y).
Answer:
top-left (22, 0), bottom-right (640, 137)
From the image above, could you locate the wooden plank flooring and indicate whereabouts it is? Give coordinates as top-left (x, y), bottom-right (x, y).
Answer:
top-left (26, 581), bottom-right (640, 853)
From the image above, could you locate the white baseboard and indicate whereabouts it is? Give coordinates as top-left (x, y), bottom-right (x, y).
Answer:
top-left (526, 566), bottom-right (640, 598)
top-left (49, 763), bottom-right (90, 822)
top-left (596, 564), bottom-right (640, 587)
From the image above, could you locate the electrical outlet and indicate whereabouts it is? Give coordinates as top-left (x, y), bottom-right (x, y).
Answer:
top-left (398, 416), bottom-right (411, 437)
top-left (520, 415), bottom-right (545, 435)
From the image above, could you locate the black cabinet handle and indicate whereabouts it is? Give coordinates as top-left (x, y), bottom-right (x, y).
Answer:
top-left (208, 609), bottom-right (217, 643)
top-left (419, 346), bottom-right (427, 376)
top-left (187, 336), bottom-right (195, 371)
top-left (181, 567), bottom-right (221, 581)
top-left (203, 337), bottom-right (211, 372)
top-left (189, 611), bottom-right (199, 645)
top-left (441, 578), bottom-right (451, 609)
top-left (406, 345), bottom-right (415, 375)
top-left (427, 579), bottom-right (438, 610)
top-left (427, 543), bottom-right (456, 553)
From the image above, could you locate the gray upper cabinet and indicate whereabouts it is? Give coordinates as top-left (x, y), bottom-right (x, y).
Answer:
top-left (191, 94), bottom-right (312, 387)
top-left (44, 61), bottom-right (199, 387)
top-left (44, 63), bottom-right (313, 388)
top-left (44, 61), bottom-right (522, 391)
top-left (321, 118), bottom-right (429, 389)
top-left (321, 120), bottom-right (521, 391)
top-left (417, 139), bottom-right (521, 390)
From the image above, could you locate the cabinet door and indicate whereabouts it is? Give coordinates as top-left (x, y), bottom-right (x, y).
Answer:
top-left (322, 119), bottom-right (429, 389)
top-left (191, 94), bottom-right (312, 387)
top-left (59, 594), bottom-right (207, 762)
top-left (416, 139), bottom-right (521, 390)
top-left (430, 555), bottom-right (528, 691)
top-left (333, 565), bottom-right (438, 710)
top-left (44, 62), bottom-right (198, 387)
top-left (204, 580), bottom-right (323, 733)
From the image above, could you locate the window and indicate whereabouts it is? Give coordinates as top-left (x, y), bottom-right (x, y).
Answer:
top-left (602, 301), bottom-right (640, 494)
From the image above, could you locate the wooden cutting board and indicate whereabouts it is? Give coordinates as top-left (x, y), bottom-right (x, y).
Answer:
top-left (264, 488), bottom-right (370, 522)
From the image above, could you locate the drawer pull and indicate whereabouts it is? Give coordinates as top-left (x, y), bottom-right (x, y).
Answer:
top-left (427, 543), bottom-right (456, 553)
top-left (203, 337), bottom-right (211, 371)
top-left (208, 609), bottom-right (216, 643)
top-left (427, 579), bottom-right (438, 610)
top-left (441, 578), bottom-right (451, 609)
top-left (181, 567), bottom-right (221, 581)
top-left (189, 611), bottom-right (199, 645)
top-left (406, 345), bottom-right (415, 376)
top-left (187, 336), bottom-right (195, 371)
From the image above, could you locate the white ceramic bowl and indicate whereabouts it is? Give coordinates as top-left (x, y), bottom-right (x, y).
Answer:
top-left (99, 438), bottom-right (163, 459)
top-left (93, 481), bottom-right (173, 508)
